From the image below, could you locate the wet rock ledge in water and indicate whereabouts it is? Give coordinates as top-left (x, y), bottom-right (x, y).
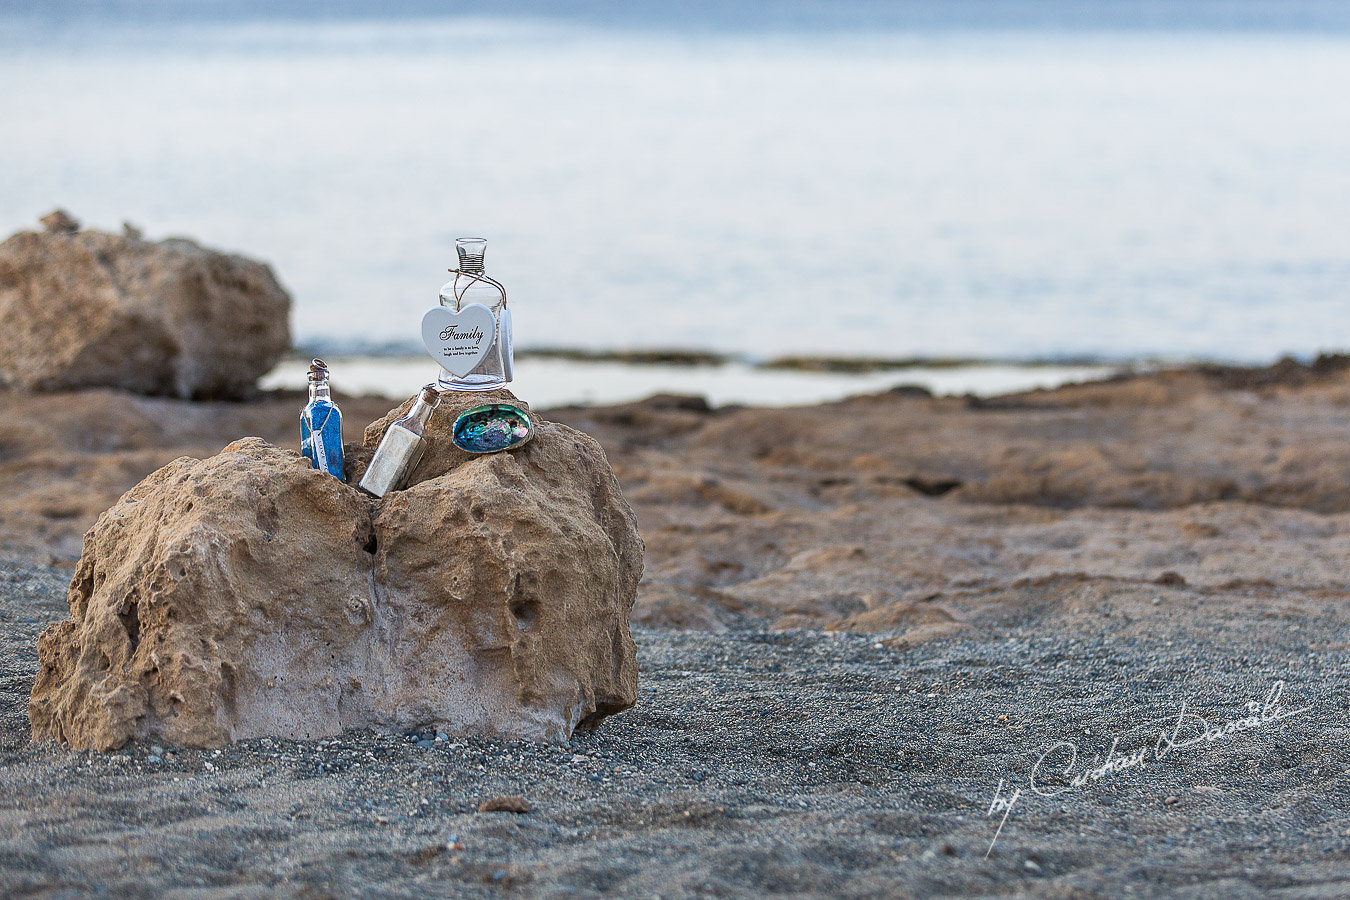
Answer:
top-left (28, 389), bottom-right (643, 750)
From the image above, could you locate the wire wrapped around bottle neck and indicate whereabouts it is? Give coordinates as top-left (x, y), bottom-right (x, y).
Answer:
top-left (446, 268), bottom-right (508, 312)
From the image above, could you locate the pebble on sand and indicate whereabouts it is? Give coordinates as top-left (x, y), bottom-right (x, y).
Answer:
top-left (478, 796), bottom-right (531, 814)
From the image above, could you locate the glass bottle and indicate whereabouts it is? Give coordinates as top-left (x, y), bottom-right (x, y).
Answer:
top-left (359, 385), bottom-right (441, 497)
top-left (300, 359), bottom-right (344, 478)
top-left (437, 237), bottom-right (508, 391)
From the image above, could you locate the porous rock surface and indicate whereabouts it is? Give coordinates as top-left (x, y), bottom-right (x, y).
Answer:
top-left (29, 391), bottom-right (642, 749)
top-left (0, 212), bottom-right (290, 399)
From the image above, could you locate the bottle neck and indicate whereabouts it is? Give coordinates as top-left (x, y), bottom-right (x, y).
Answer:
top-left (309, 381), bottom-right (331, 403)
top-left (456, 238), bottom-right (487, 274)
top-left (404, 393), bottom-right (437, 429)
top-left (407, 396), bottom-right (428, 423)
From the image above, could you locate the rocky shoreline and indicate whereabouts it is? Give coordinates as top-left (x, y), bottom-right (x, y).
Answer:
top-left (2, 359), bottom-right (1350, 896)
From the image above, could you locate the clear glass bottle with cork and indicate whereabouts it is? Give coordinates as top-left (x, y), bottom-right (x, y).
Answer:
top-left (300, 359), bottom-right (344, 478)
top-left (359, 384), bottom-right (441, 497)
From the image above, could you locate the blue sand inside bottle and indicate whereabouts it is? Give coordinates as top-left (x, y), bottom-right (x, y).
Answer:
top-left (301, 400), bottom-right (345, 477)
top-left (452, 404), bottom-right (532, 453)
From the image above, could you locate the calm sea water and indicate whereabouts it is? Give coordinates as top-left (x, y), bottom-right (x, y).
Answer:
top-left (259, 356), bottom-right (1118, 407)
top-left (3, 7), bottom-right (1349, 364)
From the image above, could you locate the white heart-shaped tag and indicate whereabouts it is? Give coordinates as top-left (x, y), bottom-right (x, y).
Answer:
top-left (421, 304), bottom-right (496, 377)
top-left (500, 306), bottom-right (514, 382)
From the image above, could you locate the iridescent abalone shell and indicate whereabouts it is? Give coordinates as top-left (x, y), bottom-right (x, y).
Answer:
top-left (451, 403), bottom-right (534, 454)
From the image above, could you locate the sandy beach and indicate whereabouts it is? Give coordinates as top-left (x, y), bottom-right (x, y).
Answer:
top-left (2, 360), bottom-right (1348, 897)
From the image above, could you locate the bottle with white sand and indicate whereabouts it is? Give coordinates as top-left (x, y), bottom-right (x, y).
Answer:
top-left (359, 385), bottom-right (440, 497)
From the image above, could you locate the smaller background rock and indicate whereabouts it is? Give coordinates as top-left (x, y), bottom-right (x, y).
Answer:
top-left (0, 212), bottom-right (290, 399)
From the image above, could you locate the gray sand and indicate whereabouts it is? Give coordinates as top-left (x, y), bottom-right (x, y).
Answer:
top-left (3, 557), bottom-right (1347, 898)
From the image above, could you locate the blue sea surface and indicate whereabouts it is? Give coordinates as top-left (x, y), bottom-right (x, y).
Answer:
top-left (2, 2), bottom-right (1348, 363)
top-left (8, 1), bottom-right (1350, 31)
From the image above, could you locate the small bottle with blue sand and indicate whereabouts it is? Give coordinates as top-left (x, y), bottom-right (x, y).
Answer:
top-left (300, 359), bottom-right (344, 478)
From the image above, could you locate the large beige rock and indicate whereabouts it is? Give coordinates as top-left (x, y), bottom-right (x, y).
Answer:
top-left (29, 393), bottom-right (642, 749)
top-left (0, 212), bottom-right (290, 399)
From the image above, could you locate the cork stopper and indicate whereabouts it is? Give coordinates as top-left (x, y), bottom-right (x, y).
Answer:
top-left (418, 384), bottom-right (442, 407)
